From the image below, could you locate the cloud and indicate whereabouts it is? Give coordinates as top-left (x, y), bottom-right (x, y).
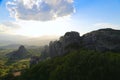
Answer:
top-left (94, 23), bottom-right (120, 29)
top-left (6, 0), bottom-right (75, 21)
top-left (0, 22), bottom-right (20, 33)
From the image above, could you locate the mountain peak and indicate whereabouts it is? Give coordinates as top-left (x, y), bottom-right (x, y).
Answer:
top-left (6, 45), bottom-right (31, 61)
top-left (64, 31), bottom-right (80, 37)
top-left (19, 45), bottom-right (25, 49)
top-left (18, 45), bottom-right (27, 53)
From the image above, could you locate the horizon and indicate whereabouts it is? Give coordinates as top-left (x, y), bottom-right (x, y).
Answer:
top-left (0, 0), bottom-right (120, 46)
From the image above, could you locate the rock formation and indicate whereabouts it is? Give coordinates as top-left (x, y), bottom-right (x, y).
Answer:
top-left (82, 28), bottom-right (120, 52)
top-left (7, 45), bottom-right (31, 61)
top-left (30, 28), bottom-right (120, 65)
top-left (41, 31), bottom-right (81, 59)
top-left (30, 56), bottom-right (41, 67)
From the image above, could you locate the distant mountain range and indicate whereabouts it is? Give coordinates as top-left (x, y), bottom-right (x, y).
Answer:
top-left (0, 35), bottom-right (59, 49)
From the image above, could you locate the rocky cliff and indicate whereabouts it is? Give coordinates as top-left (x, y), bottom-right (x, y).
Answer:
top-left (30, 28), bottom-right (120, 65)
top-left (41, 28), bottom-right (120, 58)
top-left (41, 31), bottom-right (81, 59)
top-left (82, 28), bottom-right (120, 52)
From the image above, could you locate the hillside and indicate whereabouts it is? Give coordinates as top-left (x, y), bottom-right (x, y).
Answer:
top-left (31, 28), bottom-right (120, 64)
top-left (1, 28), bottom-right (120, 80)
top-left (6, 45), bottom-right (32, 62)
top-left (10, 50), bottom-right (120, 80)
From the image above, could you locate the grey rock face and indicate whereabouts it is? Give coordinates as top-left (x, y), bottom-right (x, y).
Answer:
top-left (16, 45), bottom-right (28, 55)
top-left (7, 45), bottom-right (31, 60)
top-left (60, 31), bottom-right (81, 54)
top-left (30, 56), bottom-right (41, 67)
top-left (82, 28), bottom-right (120, 52)
top-left (30, 28), bottom-right (120, 66)
top-left (42, 29), bottom-right (120, 59)
top-left (41, 31), bottom-right (81, 59)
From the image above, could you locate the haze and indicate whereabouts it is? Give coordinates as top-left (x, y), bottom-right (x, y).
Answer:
top-left (0, 0), bottom-right (120, 46)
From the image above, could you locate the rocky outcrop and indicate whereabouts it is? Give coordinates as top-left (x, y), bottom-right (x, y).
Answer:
top-left (7, 45), bottom-right (31, 61)
top-left (30, 28), bottom-right (120, 65)
top-left (30, 56), bottom-right (41, 67)
top-left (59, 31), bottom-right (82, 54)
top-left (82, 28), bottom-right (120, 52)
top-left (40, 31), bottom-right (81, 59)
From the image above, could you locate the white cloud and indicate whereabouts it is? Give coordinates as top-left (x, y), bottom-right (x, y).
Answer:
top-left (94, 23), bottom-right (120, 29)
top-left (6, 0), bottom-right (75, 21)
top-left (0, 22), bottom-right (20, 34)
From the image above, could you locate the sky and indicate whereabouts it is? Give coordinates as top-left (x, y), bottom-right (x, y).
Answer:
top-left (0, 0), bottom-right (120, 38)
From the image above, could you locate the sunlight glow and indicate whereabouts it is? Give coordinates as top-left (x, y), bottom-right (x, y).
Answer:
top-left (15, 17), bottom-right (73, 37)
